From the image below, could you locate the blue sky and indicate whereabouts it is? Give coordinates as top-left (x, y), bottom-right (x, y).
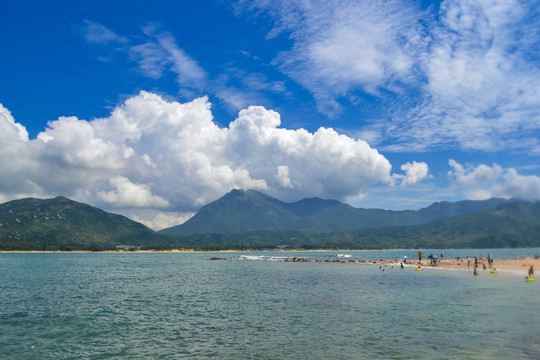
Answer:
top-left (1, 0), bottom-right (539, 229)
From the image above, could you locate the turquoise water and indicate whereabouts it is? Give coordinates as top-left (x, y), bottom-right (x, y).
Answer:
top-left (1, 249), bottom-right (540, 359)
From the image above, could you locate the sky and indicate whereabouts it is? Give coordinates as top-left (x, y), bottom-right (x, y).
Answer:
top-left (1, 0), bottom-right (540, 230)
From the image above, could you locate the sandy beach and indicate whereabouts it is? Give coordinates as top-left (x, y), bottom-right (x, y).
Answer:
top-left (395, 256), bottom-right (540, 277)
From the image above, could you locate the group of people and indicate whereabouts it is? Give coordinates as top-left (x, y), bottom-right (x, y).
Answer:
top-left (404, 252), bottom-right (535, 281)
top-left (417, 251), bottom-right (444, 266)
top-left (471, 254), bottom-right (494, 275)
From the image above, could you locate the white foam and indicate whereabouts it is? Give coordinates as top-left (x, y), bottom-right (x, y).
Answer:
top-left (239, 255), bottom-right (286, 261)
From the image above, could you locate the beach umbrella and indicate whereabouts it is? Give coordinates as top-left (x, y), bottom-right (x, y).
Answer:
top-left (402, 256), bottom-right (407, 259)
top-left (433, 255), bottom-right (438, 260)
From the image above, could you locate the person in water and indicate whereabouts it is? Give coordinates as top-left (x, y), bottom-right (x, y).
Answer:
top-left (528, 266), bottom-right (534, 280)
top-left (418, 251), bottom-right (423, 261)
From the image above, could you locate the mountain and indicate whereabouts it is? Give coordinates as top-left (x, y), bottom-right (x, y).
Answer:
top-left (170, 200), bottom-right (540, 250)
top-left (1, 192), bottom-right (533, 251)
top-left (159, 189), bottom-right (509, 235)
top-left (0, 196), bottom-right (163, 250)
top-left (159, 189), bottom-right (297, 236)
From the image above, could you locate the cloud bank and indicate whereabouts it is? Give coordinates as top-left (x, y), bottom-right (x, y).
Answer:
top-left (2, 93), bottom-right (539, 228)
top-left (1, 92), bottom-right (401, 227)
top-left (448, 160), bottom-right (540, 200)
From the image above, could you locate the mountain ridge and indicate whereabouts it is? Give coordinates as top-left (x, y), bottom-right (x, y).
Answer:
top-left (1, 191), bottom-right (536, 251)
top-left (159, 189), bottom-right (510, 235)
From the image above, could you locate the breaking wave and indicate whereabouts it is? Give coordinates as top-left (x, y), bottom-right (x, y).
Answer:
top-left (239, 255), bottom-right (286, 262)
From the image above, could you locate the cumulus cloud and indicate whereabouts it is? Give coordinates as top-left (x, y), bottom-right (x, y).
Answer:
top-left (448, 160), bottom-right (540, 200)
top-left (132, 212), bottom-right (195, 231)
top-left (0, 103), bottom-right (39, 197)
top-left (0, 93), bottom-right (397, 228)
top-left (391, 161), bottom-right (430, 186)
top-left (0, 104), bottom-right (28, 141)
top-left (276, 165), bottom-right (293, 188)
top-left (98, 176), bottom-right (170, 208)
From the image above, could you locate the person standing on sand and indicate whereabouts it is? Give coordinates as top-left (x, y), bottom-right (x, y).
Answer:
top-left (418, 251), bottom-right (423, 261)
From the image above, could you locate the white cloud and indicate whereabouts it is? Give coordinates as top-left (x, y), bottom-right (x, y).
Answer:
top-left (0, 103), bottom-right (28, 141)
top-left (132, 212), bottom-right (194, 231)
top-left (391, 161), bottom-right (430, 186)
top-left (155, 32), bottom-right (208, 90)
top-left (494, 169), bottom-right (540, 200)
top-left (83, 20), bottom-right (128, 44)
top-left (129, 42), bottom-right (170, 79)
top-left (127, 27), bottom-right (208, 95)
top-left (0, 93), bottom-right (397, 227)
top-left (276, 165), bottom-right (293, 188)
top-left (250, 0), bottom-right (423, 116)
top-left (0, 103), bottom-right (40, 196)
top-left (94, 21), bottom-right (282, 114)
top-left (238, 0), bottom-right (540, 152)
top-left (38, 116), bottom-right (128, 170)
top-left (448, 160), bottom-right (540, 200)
top-left (378, 0), bottom-right (540, 152)
top-left (98, 176), bottom-right (170, 208)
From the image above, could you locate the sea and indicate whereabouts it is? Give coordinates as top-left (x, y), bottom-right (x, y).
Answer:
top-left (1, 248), bottom-right (540, 359)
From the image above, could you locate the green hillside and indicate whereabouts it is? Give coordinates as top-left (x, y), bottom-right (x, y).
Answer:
top-left (159, 189), bottom-right (298, 235)
top-left (159, 189), bottom-right (509, 235)
top-left (0, 196), bottom-right (163, 250)
top-left (0, 194), bottom-right (536, 251)
top-left (164, 200), bottom-right (540, 250)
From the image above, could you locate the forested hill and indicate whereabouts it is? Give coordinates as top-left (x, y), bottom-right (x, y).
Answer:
top-left (168, 200), bottom-right (540, 250)
top-left (1, 193), bottom-right (537, 251)
top-left (159, 189), bottom-right (508, 235)
top-left (0, 196), bottom-right (163, 250)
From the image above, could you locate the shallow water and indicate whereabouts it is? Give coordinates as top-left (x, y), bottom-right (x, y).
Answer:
top-left (1, 250), bottom-right (539, 359)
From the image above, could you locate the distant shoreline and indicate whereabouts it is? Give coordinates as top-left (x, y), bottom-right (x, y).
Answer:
top-left (2, 249), bottom-right (539, 273)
